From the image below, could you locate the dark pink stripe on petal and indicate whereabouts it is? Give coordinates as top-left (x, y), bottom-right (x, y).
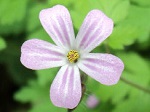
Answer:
top-left (39, 5), bottom-right (75, 48)
top-left (61, 66), bottom-right (69, 88)
top-left (76, 10), bottom-right (113, 53)
top-left (79, 21), bottom-right (98, 48)
top-left (78, 53), bottom-right (124, 85)
top-left (83, 26), bottom-right (102, 49)
top-left (50, 65), bottom-right (81, 109)
top-left (84, 58), bottom-right (117, 68)
top-left (57, 17), bottom-right (71, 47)
top-left (52, 22), bottom-right (66, 46)
top-left (20, 39), bottom-right (66, 70)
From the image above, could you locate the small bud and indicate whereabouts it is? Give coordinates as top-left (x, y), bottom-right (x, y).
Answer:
top-left (86, 94), bottom-right (99, 108)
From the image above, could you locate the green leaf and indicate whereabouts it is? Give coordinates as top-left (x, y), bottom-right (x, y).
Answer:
top-left (110, 0), bottom-right (130, 23)
top-left (49, 0), bottom-right (75, 7)
top-left (88, 0), bottom-right (130, 23)
top-left (36, 67), bottom-right (59, 86)
top-left (118, 52), bottom-right (150, 85)
top-left (86, 76), bottom-right (130, 104)
top-left (129, 6), bottom-right (150, 30)
top-left (29, 99), bottom-right (66, 112)
top-left (112, 93), bottom-right (150, 112)
top-left (0, 39), bottom-right (35, 85)
top-left (70, 1), bottom-right (90, 30)
top-left (108, 24), bottom-right (140, 49)
top-left (0, 0), bottom-right (28, 24)
top-left (6, 55), bottom-right (35, 85)
top-left (14, 80), bottom-right (46, 103)
top-left (0, 37), bottom-right (6, 51)
top-left (26, 3), bottom-right (49, 33)
top-left (122, 6), bottom-right (150, 43)
top-left (130, 0), bottom-right (150, 6)
top-left (0, 0), bottom-right (28, 34)
top-left (14, 80), bottom-right (66, 112)
top-left (27, 28), bottom-right (54, 44)
top-left (108, 5), bottom-right (150, 49)
top-left (71, 0), bottom-right (130, 31)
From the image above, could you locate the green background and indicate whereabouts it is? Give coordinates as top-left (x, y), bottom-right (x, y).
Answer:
top-left (0, 0), bottom-right (150, 112)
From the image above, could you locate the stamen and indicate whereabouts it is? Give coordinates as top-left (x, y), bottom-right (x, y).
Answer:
top-left (67, 50), bottom-right (79, 63)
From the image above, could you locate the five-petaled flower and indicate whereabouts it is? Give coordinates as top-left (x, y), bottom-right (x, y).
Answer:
top-left (20, 5), bottom-right (124, 109)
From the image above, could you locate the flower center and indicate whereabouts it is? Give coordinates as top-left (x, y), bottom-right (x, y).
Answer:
top-left (67, 50), bottom-right (79, 63)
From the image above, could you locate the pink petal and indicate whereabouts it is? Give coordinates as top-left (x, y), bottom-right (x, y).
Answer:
top-left (50, 65), bottom-right (81, 109)
top-left (20, 39), bottom-right (66, 70)
top-left (39, 5), bottom-right (75, 50)
top-left (75, 10), bottom-right (113, 53)
top-left (78, 53), bottom-right (124, 85)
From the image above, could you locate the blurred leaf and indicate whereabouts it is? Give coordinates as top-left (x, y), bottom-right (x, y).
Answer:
top-left (110, 0), bottom-right (130, 23)
top-left (122, 5), bottom-right (150, 46)
top-left (108, 24), bottom-right (140, 49)
top-left (89, 0), bottom-right (130, 23)
top-left (0, 0), bottom-right (28, 34)
top-left (0, 40), bottom-right (35, 85)
top-left (6, 55), bottom-right (35, 85)
top-left (71, 0), bottom-right (129, 30)
top-left (27, 28), bottom-right (54, 44)
top-left (128, 6), bottom-right (150, 36)
top-left (0, 37), bottom-right (6, 51)
top-left (118, 52), bottom-right (150, 85)
top-left (14, 80), bottom-right (46, 103)
top-left (115, 52), bottom-right (150, 110)
top-left (73, 103), bottom-right (90, 112)
top-left (0, 0), bottom-right (28, 24)
top-left (69, 0), bottom-right (90, 29)
top-left (14, 80), bottom-right (66, 112)
top-left (50, 0), bottom-right (75, 7)
top-left (27, 3), bottom-right (49, 33)
top-left (29, 100), bottom-right (66, 112)
top-left (70, 10), bottom-right (86, 30)
top-left (86, 76), bottom-right (130, 104)
top-left (112, 93), bottom-right (150, 112)
top-left (131, 0), bottom-right (150, 6)
top-left (36, 67), bottom-right (59, 86)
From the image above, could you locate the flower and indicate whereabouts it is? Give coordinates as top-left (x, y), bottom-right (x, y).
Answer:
top-left (86, 94), bottom-right (99, 108)
top-left (20, 5), bottom-right (124, 109)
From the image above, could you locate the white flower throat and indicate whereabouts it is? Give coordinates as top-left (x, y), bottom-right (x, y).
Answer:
top-left (67, 50), bottom-right (79, 63)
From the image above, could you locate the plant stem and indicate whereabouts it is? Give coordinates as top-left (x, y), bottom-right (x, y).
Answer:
top-left (120, 77), bottom-right (150, 94)
top-left (104, 42), bottom-right (110, 53)
top-left (68, 109), bottom-right (73, 112)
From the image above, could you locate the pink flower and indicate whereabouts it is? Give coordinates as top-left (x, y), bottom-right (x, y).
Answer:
top-left (20, 5), bottom-right (124, 109)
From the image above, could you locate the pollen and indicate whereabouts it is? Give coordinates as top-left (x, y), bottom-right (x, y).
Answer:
top-left (67, 50), bottom-right (79, 63)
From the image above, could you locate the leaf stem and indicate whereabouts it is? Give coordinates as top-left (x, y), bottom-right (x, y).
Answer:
top-left (120, 77), bottom-right (150, 94)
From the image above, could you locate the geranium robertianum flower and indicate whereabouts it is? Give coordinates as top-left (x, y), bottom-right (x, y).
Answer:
top-left (20, 5), bottom-right (124, 109)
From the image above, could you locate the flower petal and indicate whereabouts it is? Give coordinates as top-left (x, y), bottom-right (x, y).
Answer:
top-left (78, 53), bottom-right (124, 85)
top-left (20, 39), bottom-right (66, 70)
top-left (75, 10), bottom-right (113, 53)
top-left (50, 65), bottom-right (81, 109)
top-left (39, 5), bottom-right (75, 50)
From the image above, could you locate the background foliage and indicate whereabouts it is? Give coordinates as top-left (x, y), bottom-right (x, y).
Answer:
top-left (0, 0), bottom-right (150, 112)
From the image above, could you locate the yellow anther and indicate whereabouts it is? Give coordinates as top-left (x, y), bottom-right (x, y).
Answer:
top-left (67, 50), bottom-right (79, 63)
